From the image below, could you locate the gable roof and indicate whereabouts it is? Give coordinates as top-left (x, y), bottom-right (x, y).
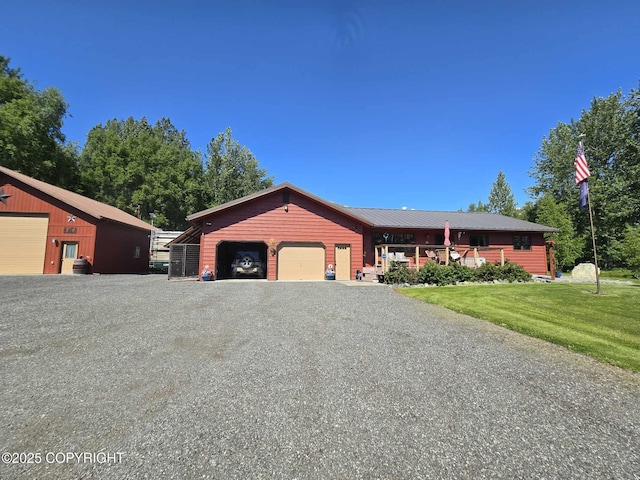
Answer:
top-left (344, 207), bottom-right (558, 232)
top-left (186, 182), bottom-right (557, 233)
top-left (0, 166), bottom-right (156, 231)
top-left (187, 182), bottom-right (373, 225)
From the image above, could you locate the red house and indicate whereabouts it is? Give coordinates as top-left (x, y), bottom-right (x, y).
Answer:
top-left (0, 166), bottom-right (155, 275)
top-left (182, 183), bottom-right (557, 281)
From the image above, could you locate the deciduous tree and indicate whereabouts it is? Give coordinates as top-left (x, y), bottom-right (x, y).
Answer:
top-left (0, 56), bottom-right (78, 188)
top-left (79, 117), bottom-right (208, 230)
top-left (204, 127), bottom-right (273, 205)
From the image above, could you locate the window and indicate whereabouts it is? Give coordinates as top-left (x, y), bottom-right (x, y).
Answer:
top-left (133, 246), bottom-right (141, 258)
top-left (512, 235), bottom-right (531, 250)
top-left (469, 234), bottom-right (489, 247)
top-left (372, 233), bottom-right (414, 245)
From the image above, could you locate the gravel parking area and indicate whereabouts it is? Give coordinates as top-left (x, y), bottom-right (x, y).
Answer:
top-left (1, 275), bottom-right (639, 479)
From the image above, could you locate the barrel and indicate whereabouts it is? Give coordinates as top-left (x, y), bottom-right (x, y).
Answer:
top-left (72, 258), bottom-right (90, 274)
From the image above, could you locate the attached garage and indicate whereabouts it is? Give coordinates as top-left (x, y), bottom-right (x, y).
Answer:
top-left (216, 241), bottom-right (267, 280)
top-left (0, 213), bottom-right (49, 274)
top-left (277, 243), bottom-right (325, 280)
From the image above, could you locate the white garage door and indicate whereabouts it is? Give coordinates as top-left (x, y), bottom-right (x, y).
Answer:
top-left (0, 214), bottom-right (49, 274)
top-left (278, 244), bottom-right (325, 280)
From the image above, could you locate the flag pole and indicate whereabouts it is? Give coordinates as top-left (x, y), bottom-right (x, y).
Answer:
top-left (578, 135), bottom-right (601, 295)
top-left (585, 185), bottom-right (601, 294)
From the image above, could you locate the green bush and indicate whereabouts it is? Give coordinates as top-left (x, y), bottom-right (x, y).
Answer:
top-left (474, 262), bottom-right (500, 282)
top-left (389, 260), bottom-right (533, 286)
top-left (383, 262), bottom-right (418, 284)
top-left (417, 262), bottom-right (452, 285)
top-left (496, 260), bottom-right (532, 282)
top-left (449, 262), bottom-right (476, 283)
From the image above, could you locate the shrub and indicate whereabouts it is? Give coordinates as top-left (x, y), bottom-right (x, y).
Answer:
top-left (497, 260), bottom-right (532, 282)
top-left (383, 262), bottom-right (418, 285)
top-left (417, 262), bottom-right (453, 286)
top-left (474, 262), bottom-right (500, 282)
top-left (449, 262), bottom-right (476, 283)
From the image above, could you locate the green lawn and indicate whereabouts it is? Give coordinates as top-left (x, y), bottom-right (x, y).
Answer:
top-left (400, 283), bottom-right (640, 372)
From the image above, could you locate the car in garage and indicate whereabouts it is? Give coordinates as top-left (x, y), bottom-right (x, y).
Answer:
top-left (230, 251), bottom-right (265, 278)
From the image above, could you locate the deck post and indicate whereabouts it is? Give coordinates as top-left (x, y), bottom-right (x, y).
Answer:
top-left (500, 248), bottom-right (505, 266)
top-left (473, 248), bottom-right (479, 267)
top-left (415, 246), bottom-right (419, 268)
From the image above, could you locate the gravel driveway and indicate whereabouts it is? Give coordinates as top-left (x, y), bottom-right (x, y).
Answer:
top-left (1, 275), bottom-right (638, 479)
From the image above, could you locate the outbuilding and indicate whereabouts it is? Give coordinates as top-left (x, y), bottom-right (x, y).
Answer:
top-left (183, 183), bottom-right (558, 281)
top-left (0, 166), bottom-right (155, 274)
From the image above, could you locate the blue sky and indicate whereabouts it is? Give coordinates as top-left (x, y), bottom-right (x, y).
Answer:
top-left (3, 0), bottom-right (639, 211)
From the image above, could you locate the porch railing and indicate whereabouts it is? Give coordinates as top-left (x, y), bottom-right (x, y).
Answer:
top-left (374, 244), bottom-right (505, 275)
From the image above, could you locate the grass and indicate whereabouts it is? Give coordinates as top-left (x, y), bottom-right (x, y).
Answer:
top-left (400, 283), bottom-right (640, 372)
top-left (599, 268), bottom-right (639, 283)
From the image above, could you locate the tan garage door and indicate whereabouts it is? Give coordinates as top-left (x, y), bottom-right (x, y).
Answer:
top-left (278, 244), bottom-right (325, 280)
top-left (0, 214), bottom-right (48, 274)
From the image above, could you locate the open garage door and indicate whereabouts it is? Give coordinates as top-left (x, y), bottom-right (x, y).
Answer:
top-left (0, 214), bottom-right (48, 274)
top-left (216, 241), bottom-right (267, 280)
top-left (277, 243), bottom-right (325, 280)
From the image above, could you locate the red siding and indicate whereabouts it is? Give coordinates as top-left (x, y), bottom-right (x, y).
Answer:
top-left (0, 174), bottom-right (149, 274)
top-left (363, 228), bottom-right (548, 275)
top-left (1, 177), bottom-right (97, 274)
top-left (200, 190), bottom-right (363, 280)
top-left (94, 221), bottom-right (150, 274)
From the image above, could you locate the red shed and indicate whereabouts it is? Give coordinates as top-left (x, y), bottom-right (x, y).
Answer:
top-left (0, 166), bottom-right (155, 275)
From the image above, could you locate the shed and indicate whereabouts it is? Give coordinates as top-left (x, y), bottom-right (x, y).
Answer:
top-left (0, 166), bottom-right (155, 274)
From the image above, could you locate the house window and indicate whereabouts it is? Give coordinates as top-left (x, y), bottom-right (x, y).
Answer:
top-left (469, 234), bottom-right (489, 247)
top-left (133, 246), bottom-right (141, 258)
top-left (513, 235), bottom-right (531, 250)
top-left (372, 233), bottom-right (414, 246)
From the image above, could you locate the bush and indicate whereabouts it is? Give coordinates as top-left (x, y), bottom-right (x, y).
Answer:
top-left (496, 260), bottom-right (532, 282)
top-left (474, 262), bottom-right (500, 282)
top-left (389, 260), bottom-right (532, 286)
top-left (417, 262), bottom-right (453, 285)
top-left (449, 262), bottom-right (476, 283)
top-left (383, 262), bottom-right (418, 284)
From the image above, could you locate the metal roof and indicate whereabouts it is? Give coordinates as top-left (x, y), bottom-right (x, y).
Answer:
top-left (185, 181), bottom-right (557, 233)
top-left (0, 166), bottom-right (157, 232)
top-left (343, 207), bottom-right (558, 232)
top-left (187, 182), bottom-right (372, 225)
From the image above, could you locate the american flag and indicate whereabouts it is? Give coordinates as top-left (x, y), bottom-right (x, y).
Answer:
top-left (574, 141), bottom-right (590, 184)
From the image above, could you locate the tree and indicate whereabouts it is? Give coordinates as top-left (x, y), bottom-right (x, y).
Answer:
top-left (79, 117), bottom-right (208, 230)
top-left (620, 225), bottom-right (640, 278)
top-left (534, 195), bottom-right (584, 271)
top-left (204, 127), bottom-right (273, 205)
top-left (529, 85), bottom-right (640, 268)
top-left (467, 199), bottom-right (489, 212)
top-left (0, 56), bottom-right (78, 188)
top-left (487, 171), bottom-right (517, 217)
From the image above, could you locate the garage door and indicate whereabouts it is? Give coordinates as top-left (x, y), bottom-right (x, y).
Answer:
top-left (278, 244), bottom-right (325, 280)
top-left (0, 214), bottom-right (48, 274)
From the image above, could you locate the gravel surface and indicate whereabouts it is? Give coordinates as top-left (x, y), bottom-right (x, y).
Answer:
top-left (1, 275), bottom-right (639, 479)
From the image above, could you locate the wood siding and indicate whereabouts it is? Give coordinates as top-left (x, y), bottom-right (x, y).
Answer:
top-left (363, 228), bottom-right (549, 275)
top-left (93, 221), bottom-right (151, 274)
top-left (200, 190), bottom-right (363, 280)
top-left (0, 174), bottom-right (149, 274)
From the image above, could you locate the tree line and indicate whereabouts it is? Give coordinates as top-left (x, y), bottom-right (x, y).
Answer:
top-left (0, 56), bottom-right (272, 230)
top-left (2, 55), bottom-right (639, 273)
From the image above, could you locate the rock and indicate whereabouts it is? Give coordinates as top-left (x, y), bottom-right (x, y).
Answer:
top-left (571, 262), bottom-right (600, 280)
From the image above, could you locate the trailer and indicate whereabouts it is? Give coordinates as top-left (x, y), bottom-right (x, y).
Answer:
top-left (149, 230), bottom-right (183, 273)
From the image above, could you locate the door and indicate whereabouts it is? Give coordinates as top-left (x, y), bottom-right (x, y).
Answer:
top-left (278, 244), bottom-right (325, 280)
top-left (0, 214), bottom-right (48, 274)
top-left (60, 242), bottom-right (78, 274)
top-left (335, 245), bottom-right (351, 280)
